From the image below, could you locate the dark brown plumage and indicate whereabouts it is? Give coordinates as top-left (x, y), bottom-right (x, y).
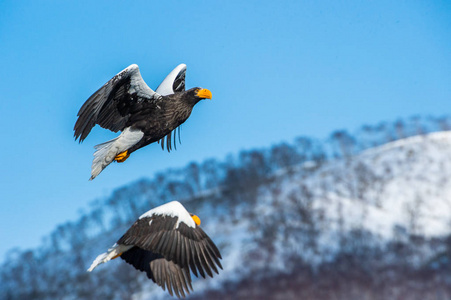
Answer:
top-left (73, 64), bottom-right (212, 179)
top-left (87, 201), bottom-right (222, 298)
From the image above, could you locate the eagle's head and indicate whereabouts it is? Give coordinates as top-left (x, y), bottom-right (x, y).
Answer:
top-left (183, 87), bottom-right (212, 104)
top-left (194, 88), bottom-right (212, 100)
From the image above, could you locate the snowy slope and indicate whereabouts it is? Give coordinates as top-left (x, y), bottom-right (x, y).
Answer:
top-left (314, 131), bottom-right (451, 238)
top-left (3, 128), bottom-right (451, 300)
top-left (194, 132), bottom-right (451, 281)
top-left (136, 131), bottom-right (451, 298)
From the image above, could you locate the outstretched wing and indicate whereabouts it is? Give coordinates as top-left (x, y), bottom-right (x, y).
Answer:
top-left (74, 64), bottom-right (161, 142)
top-left (121, 247), bottom-right (193, 298)
top-left (155, 63), bottom-right (187, 151)
top-left (117, 215), bottom-right (222, 280)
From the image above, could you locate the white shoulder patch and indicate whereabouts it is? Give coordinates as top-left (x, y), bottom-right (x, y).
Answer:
top-left (125, 64), bottom-right (161, 99)
top-left (139, 201), bottom-right (196, 228)
top-left (156, 64), bottom-right (187, 96)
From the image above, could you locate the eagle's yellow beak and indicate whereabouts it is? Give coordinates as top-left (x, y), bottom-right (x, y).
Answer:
top-left (196, 88), bottom-right (212, 100)
top-left (191, 214), bottom-right (201, 226)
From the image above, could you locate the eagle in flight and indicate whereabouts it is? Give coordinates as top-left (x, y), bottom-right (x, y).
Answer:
top-left (74, 64), bottom-right (212, 180)
top-left (87, 201), bottom-right (222, 298)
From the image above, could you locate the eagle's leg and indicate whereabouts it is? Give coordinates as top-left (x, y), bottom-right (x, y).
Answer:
top-left (114, 151), bottom-right (130, 163)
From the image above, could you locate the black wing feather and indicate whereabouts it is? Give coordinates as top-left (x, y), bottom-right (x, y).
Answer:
top-left (74, 64), bottom-right (159, 142)
top-left (121, 247), bottom-right (192, 298)
top-left (172, 68), bottom-right (186, 93)
top-left (120, 246), bottom-right (159, 281)
top-left (117, 216), bottom-right (222, 280)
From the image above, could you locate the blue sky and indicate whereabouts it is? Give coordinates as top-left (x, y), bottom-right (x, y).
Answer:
top-left (0, 0), bottom-right (450, 260)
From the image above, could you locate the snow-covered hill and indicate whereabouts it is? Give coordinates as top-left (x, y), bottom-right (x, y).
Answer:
top-left (189, 131), bottom-right (451, 299)
top-left (2, 121), bottom-right (451, 300)
top-left (207, 131), bottom-right (451, 281)
top-left (157, 131), bottom-right (451, 298)
top-left (330, 132), bottom-right (451, 238)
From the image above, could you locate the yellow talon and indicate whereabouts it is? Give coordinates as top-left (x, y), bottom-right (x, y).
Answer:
top-left (112, 253), bottom-right (123, 260)
top-left (114, 151), bottom-right (130, 163)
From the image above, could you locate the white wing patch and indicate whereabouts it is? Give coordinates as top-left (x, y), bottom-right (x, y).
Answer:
top-left (126, 64), bottom-right (161, 99)
top-left (139, 201), bottom-right (196, 228)
top-left (155, 64), bottom-right (187, 96)
top-left (90, 127), bottom-right (144, 180)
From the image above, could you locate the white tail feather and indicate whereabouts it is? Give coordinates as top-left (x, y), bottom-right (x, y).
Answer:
top-left (87, 252), bottom-right (110, 272)
top-left (90, 127), bottom-right (144, 180)
top-left (87, 244), bottom-right (133, 272)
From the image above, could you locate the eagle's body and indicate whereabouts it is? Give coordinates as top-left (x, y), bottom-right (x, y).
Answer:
top-left (124, 90), bottom-right (199, 154)
top-left (87, 201), bottom-right (222, 298)
top-left (74, 64), bottom-right (212, 180)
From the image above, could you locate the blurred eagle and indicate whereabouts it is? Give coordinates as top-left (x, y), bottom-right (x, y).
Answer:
top-left (74, 64), bottom-right (212, 180)
top-left (87, 201), bottom-right (222, 298)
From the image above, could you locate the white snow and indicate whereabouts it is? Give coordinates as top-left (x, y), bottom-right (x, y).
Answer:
top-left (280, 131), bottom-right (451, 252)
top-left (217, 130), bottom-right (451, 276)
top-left (131, 131), bottom-right (451, 298)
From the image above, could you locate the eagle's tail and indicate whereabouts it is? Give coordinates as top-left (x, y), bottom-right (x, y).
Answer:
top-left (90, 137), bottom-right (120, 180)
top-left (87, 244), bottom-right (133, 272)
top-left (89, 127), bottom-right (144, 180)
